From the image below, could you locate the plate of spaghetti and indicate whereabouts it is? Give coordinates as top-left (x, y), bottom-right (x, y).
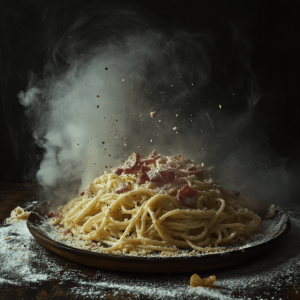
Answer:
top-left (27, 151), bottom-right (290, 272)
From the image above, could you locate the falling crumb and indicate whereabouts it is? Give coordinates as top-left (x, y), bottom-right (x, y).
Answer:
top-left (176, 114), bottom-right (179, 117)
top-left (150, 140), bottom-right (152, 142)
top-left (97, 105), bottom-right (99, 108)
top-left (173, 127), bottom-right (177, 131)
top-left (122, 79), bottom-right (125, 81)
top-left (124, 144), bottom-right (127, 147)
top-left (159, 120), bottom-right (161, 122)
top-left (219, 105), bottom-right (222, 109)
top-left (105, 67), bottom-right (108, 70)
top-left (150, 111), bottom-right (156, 118)
top-left (176, 132), bottom-right (178, 134)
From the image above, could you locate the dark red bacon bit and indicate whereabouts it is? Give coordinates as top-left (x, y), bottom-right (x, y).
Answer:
top-left (49, 211), bottom-right (63, 219)
top-left (139, 172), bottom-right (150, 184)
top-left (115, 185), bottom-right (129, 194)
top-left (141, 158), bottom-right (156, 165)
top-left (80, 191), bottom-right (85, 196)
top-left (141, 154), bottom-right (162, 165)
top-left (128, 152), bottom-right (141, 169)
top-left (160, 171), bottom-right (175, 181)
top-left (187, 166), bottom-right (196, 171)
top-left (191, 170), bottom-right (202, 178)
top-left (187, 169), bottom-right (202, 177)
top-left (180, 184), bottom-right (199, 198)
top-left (120, 153), bottom-right (142, 174)
top-left (176, 184), bottom-right (199, 207)
top-left (142, 165), bottom-right (151, 172)
top-left (149, 171), bottom-right (175, 183)
top-left (114, 168), bottom-right (123, 176)
top-left (123, 168), bottom-right (136, 174)
top-left (64, 229), bottom-right (71, 235)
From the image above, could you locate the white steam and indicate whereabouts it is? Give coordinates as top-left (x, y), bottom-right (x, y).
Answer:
top-left (18, 32), bottom-right (211, 193)
top-left (19, 36), bottom-right (169, 190)
top-left (18, 27), bottom-right (297, 205)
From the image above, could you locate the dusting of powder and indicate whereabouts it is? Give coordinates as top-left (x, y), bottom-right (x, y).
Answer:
top-left (0, 202), bottom-right (299, 300)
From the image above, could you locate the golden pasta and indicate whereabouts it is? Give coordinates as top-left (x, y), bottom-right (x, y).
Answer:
top-left (190, 274), bottom-right (216, 287)
top-left (49, 151), bottom-right (261, 255)
top-left (9, 206), bottom-right (30, 222)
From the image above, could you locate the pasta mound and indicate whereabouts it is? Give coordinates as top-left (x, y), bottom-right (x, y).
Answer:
top-left (49, 151), bottom-right (261, 255)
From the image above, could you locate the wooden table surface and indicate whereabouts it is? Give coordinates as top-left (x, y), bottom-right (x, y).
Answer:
top-left (0, 181), bottom-right (299, 300)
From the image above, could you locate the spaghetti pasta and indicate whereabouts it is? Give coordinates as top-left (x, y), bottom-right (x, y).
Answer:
top-left (50, 151), bottom-right (261, 255)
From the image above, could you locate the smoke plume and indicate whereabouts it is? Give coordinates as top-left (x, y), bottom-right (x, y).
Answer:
top-left (18, 2), bottom-right (298, 205)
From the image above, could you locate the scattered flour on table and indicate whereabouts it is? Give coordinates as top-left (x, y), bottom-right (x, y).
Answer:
top-left (0, 203), bottom-right (299, 300)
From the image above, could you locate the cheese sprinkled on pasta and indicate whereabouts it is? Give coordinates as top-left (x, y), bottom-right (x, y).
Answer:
top-left (50, 151), bottom-right (261, 255)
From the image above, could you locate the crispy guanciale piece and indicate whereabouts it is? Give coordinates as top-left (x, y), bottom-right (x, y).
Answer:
top-left (115, 182), bottom-right (132, 194)
top-left (49, 211), bottom-right (63, 219)
top-left (190, 274), bottom-right (216, 287)
top-left (176, 184), bottom-right (199, 207)
top-left (149, 170), bottom-right (175, 183)
top-left (139, 172), bottom-right (150, 184)
top-left (150, 111), bottom-right (156, 118)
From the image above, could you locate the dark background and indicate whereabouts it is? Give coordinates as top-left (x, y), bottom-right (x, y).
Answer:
top-left (0, 0), bottom-right (299, 188)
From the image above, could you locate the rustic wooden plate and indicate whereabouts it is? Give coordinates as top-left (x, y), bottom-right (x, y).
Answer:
top-left (27, 195), bottom-right (290, 273)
